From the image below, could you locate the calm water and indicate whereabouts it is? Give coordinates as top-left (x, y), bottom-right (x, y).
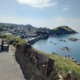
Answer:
top-left (32, 33), bottom-right (80, 62)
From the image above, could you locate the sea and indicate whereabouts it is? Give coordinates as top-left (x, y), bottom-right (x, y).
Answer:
top-left (32, 33), bottom-right (80, 63)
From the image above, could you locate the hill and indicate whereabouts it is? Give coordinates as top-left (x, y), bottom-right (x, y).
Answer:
top-left (0, 23), bottom-right (77, 36)
top-left (50, 26), bottom-right (77, 35)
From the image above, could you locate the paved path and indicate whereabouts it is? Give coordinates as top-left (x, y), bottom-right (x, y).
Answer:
top-left (0, 45), bottom-right (25, 80)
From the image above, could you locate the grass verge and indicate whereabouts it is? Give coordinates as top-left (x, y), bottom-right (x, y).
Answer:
top-left (33, 48), bottom-right (80, 75)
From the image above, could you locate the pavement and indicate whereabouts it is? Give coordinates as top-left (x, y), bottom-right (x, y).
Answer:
top-left (0, 45), bottom-right (25, 80)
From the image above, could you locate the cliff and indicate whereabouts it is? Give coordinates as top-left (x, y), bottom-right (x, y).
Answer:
top-left (15, 43), bottom-right (80, 80)
top-left (50, 26), bottom-right (77, 35)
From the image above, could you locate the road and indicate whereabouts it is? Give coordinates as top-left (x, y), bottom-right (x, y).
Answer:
top-left (0, 45), bottom-right (25, 80)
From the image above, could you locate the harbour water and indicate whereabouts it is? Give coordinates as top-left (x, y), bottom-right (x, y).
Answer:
top-left (32, 33), bottom-right (80, 62)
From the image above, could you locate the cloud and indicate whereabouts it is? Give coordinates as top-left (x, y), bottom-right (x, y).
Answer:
top-left (16, 0), bottom-right (58, 8)
top-left (63, 7), bottom-right (70, 11)
top-left (62, 5), bottom-right (71, 11)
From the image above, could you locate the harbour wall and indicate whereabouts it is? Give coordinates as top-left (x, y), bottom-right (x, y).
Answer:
top-left (28, 37), bottom-right (41, 45)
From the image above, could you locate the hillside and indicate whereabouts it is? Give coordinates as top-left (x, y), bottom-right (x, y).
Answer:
top-left (15, 43), bottom-right (80, 80)
top-left (0, 35), bottom-right (80, 80)
top-left (50, 26), bottom-right (77, 35)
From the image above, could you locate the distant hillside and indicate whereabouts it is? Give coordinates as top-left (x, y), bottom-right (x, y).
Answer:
top-left (0, 23), bottom-right (77, 36)
top-left (0, 22), bottom-right (38, 32)
top-left (50, 26), bottom-right (77, 35)
top-left (0, 22), bottom-right (36, 28)
top-left (0, 22), bottom-right (50, 33)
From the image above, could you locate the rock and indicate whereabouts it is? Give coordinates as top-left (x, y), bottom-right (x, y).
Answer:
top-left (69, 37), bottom-right (78, 41)
top-left (60, 47), bottom-right (71, 52)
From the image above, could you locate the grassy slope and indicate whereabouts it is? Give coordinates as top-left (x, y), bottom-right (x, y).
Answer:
top-left (47, 54), bottom-right (80, 75)
top-left (52, 26), bottom-right (76, 32)
top-left (33, 48), bottom-right (80, 75)
top-left (0, 34), bottom-right (26, 46)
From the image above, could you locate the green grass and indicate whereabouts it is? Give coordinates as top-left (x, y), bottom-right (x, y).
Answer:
top-left (52, 26), bottom-right (76, 32)
top-left (47, 54), bottom-right (80, 75)
top-left (33, 48), bottom-right (80, 75)
top-left (0, 34), bottom-right (26, 46)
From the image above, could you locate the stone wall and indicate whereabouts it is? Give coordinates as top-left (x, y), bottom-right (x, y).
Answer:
top-left (15, 43), bottom-right (59, 80)
top-left (15, 43), bottom-right (80, 80)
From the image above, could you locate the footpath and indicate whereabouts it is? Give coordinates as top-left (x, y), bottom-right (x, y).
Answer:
top-left (0, 45), bottom-right (25, 80)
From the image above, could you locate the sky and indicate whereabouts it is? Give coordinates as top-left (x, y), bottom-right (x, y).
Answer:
top-left (0, 0), bottom-right (80, 32)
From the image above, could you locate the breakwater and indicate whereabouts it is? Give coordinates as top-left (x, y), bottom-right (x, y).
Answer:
top-left (28, 35), bottom-right (49, 45)
top-left (28, 37), bottom-right (41, 45)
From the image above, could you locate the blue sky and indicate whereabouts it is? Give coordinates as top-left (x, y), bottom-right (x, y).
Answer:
top-left (0, 0), bottom-right (80, 31)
